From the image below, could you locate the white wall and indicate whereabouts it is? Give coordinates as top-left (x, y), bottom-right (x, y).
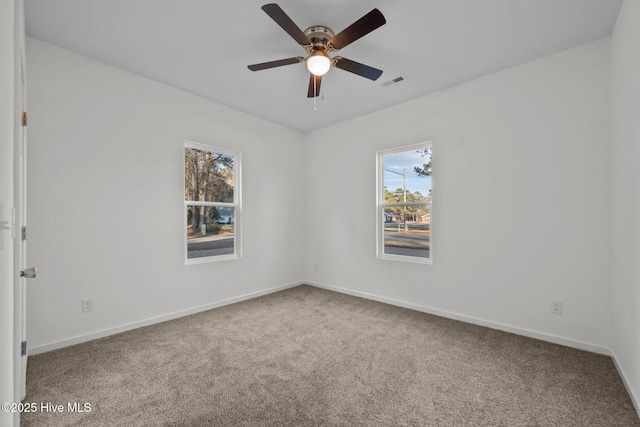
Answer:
top-left (305, 39), bottom-right (612, 353)
top-left (611, 0), bottom-right (640, 412)
top-left (0, 1), bottom-right (17, 425)
top-left (26, 38), bottom-right (306, 352)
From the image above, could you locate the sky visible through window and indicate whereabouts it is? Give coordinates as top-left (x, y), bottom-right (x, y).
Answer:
top-left (383, 149), bottom-right (432, 197)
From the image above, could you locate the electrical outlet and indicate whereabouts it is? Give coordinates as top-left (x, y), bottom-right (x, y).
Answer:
top-left (551, 300), bottom-right (563, 315)
top-left (81, 298), bottom-right (93, 313)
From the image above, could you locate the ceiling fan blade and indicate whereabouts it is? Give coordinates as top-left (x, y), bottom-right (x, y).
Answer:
top-left (307, 74), bottom-right (322, 98)
top-left (328, 8), bottom-right (386, 51)
top-left (334, 57), bottom-right (383, 81)
top-left (248, 57), bottom-right (304, 71)
top-left (262, 3), bottom-right (311, 46)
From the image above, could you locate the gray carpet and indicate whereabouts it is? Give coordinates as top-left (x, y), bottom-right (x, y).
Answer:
top-left (22, 285), bottom-right (639, 426)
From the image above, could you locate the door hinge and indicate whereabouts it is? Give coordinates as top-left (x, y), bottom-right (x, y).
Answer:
top-left (22, 111), bottom-right (27, 127)
top-left (21, 341), bottom-right (27, 357)
top-left (21, 226), bottom-right (26, 241)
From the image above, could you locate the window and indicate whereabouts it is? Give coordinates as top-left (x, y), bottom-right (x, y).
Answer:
top-left (377, 142), bottom-right (432, 263)
top-left (184, 141), bottom-right (241, 263)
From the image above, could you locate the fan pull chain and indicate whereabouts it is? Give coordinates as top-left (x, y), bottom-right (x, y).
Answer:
top-left (313, 75), bottom-right (317, 111)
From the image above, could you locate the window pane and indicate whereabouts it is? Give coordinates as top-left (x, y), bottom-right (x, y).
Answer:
top-left (184, 147), bottom-right (234, 203)
top-left (383, 147), bottom-right (432, 202)
top-left (186, 205), bottom-right (235, 259)
top-left (383, 205), bottom-right (430, 259)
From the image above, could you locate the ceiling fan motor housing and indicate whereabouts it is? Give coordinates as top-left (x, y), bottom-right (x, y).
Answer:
top-left (304, 25), bottom-right (335, 51)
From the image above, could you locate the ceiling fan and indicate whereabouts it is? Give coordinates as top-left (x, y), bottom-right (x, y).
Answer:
top-left (247, 3), bottom-right (386, 98)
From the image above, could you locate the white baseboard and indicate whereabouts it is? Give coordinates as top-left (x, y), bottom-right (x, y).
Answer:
top-left (31, 279), bottom-right (612, 357)
top-left (306, 281), bottom-right (611, 356)
top-left (610, 349), bottom-right (640, 418)
top-left (29, 279), bottom-right (638, 419)
top-left (28, 281), bottom-right (304, 355)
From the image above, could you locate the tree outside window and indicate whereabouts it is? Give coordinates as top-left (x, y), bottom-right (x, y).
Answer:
top-left (184, 141), bottom-right (241, 263)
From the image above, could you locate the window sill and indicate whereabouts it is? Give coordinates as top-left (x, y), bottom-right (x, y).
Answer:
top-left (377, 253), bottom-right (432, 265)
top-left (185, 253), bottom-right (240, 265)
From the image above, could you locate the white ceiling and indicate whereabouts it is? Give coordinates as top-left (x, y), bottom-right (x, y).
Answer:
top-left (25, 0), bottom-right (622, 133)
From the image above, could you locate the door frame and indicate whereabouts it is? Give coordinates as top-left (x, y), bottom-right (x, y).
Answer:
top-left (13, 0), bottom-right (27, 404)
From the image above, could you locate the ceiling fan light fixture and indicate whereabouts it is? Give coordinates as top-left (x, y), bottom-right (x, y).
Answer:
top-left (306, 51), bottom-right (331, 76)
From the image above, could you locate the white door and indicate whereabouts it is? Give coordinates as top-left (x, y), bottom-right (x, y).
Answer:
top-left (14, 0), bottom-right (30, 402)
top-left (1, 3), bottom-right (19, 426)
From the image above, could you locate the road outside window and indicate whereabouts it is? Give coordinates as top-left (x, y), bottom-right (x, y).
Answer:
top-left (184, 142), bottom-right (241, 263)
top-left (377, 143), bottom-right (432, 263)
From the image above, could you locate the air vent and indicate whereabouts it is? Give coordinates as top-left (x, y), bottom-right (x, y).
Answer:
top-left (381, 75), bottom-right (405, 87)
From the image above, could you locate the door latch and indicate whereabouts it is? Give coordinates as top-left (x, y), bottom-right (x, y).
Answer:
top-left (20, 267), bottom-right (36, 279)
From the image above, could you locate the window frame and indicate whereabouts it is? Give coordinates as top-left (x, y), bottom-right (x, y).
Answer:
top-left (376, 142), bottom-right (433, 264)
top-left (184, 140), bottom-right (242, 264)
